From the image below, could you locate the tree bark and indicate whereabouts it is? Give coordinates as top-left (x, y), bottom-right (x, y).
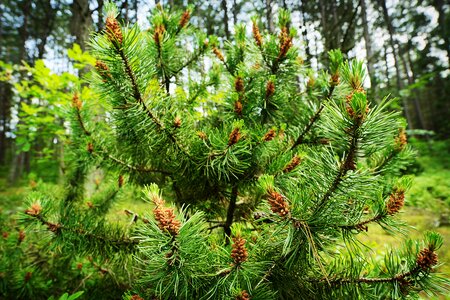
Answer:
top-left (377, 0), bottom-right (413, 129)
top-left (221, 0), bottom-right (230, 39)
top-left (266, 0), bottom-right (274, 33)
top-left (361, 0), bottom-right (377, 99)
top-left (431, 0), bottom-right (450, 67)
top-left (70, 0), bottom-right (93, 51)
top-left (299, 0), bottom-right (312, 65)
top-left (37, 0), bottom-right (59, 59)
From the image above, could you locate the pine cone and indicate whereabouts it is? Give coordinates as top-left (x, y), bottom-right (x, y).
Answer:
top-left (228, 127), bottom-right (241, 146)
top-left (87, 142), bottom-right (94, 153)
top-left (234, 101), bottom-right (243, 115)
top-left (236, 290), bottom-right (251, 300)
top-left (386, 189), bottom-right (405, 215)
top-left (331, 73), bottom-right (340, 86)
top-left (95, 61), bottom-right (111, 80)
top-left (235, 77), bottom-right (244, 93)
top-left (231, 235), bottom-right (248, 265)
top-left (278, 27), bottom-right (293, 59)
top-left (173, 116), bottom-right (182, 128)
top-left (72, 93), bottom-right (82, 110)
top-left (252, 21), bottom-right (263, 48)
top-left (266, 80), bottom-right (275, 98)
top-left (153, 197), bottom-right (181, 236)
top-left (263, 129), bottom-right (276, 141)
top-left (283, 155), bottom-right (301, 173)
top-left (154, 24), bottom-right (165, 46)
top-left (213, 47), bottom-right (225, 62)
top-left (395, 128), bottom-right (407, 151)
top-left (197, 131), bottom-right (207, 140)
top-left (179, 10), bottom-right (190, 29)
top-left (25, 203), bottom-right (42, 216)
top-left (417, 247), bottom-right (438, 271)
top-left (118, 175), bottom-right (124, 188)
top-left (105, 16), bottom-right (123, 44)
top-left (267, 190), bottom-right (289, 217)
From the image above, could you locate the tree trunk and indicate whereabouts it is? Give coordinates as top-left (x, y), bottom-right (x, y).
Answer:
top-left (378, 0), bottom-right (413, 129)
top-left (221, 0), bottom-right (230, 39)
top-left (361, 0), bottom-right (377, 99)
top-left (70, 0), bottom-right (93, 51)
top-left (232, 0), bottom-right (238, 25)
top-left (266, 0), bottom-right (274, 33)
top-left (432, 0), bottom-right (450, 67)
top-left (400, 51), bottom-right (426, 130)
top-left (37, 0), bottom-right (59, 59)
top-left (299, 0), bottom-right (312, 65)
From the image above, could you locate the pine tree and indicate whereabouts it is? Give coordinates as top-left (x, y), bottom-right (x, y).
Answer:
top-left (5, 3), bottom-right (449, 299)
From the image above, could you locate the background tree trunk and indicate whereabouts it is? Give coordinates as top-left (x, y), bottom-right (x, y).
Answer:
top-left (70, 0), bottom-right (93, 51)
top-left (378, 0), bottom-right (413, 129)
top-left (361, 0), bottom-right (377, 98)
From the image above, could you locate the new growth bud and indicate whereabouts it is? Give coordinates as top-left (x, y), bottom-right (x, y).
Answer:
top-left (266, 80), bottom-right (275, 98)
top-left (234, 101), bottom-right (243, 115)
top-left (278, 27), bottom-right (293, 59)
top-left (105, 16), bottom-right (123, 44)
top-left (283, 155), bottom-right (301, 173)
top-left (72, 93), bottom-right (82, 110)
top-left (179, 10), bottom-right (191, 29)
top-left (345, 88), bottom-right (369, 121)
top-left (228, 127), bottom-right (241, 146)
top-left (231, 235), bottom-right (248, 265)
top-left (395, 128), bottom-right (407, 151)
top-left (252, 21), bottom-right (263, 48)
top-left (236, 290), bottom-right (251, 300)
top-left (25, 203), bottom-right (42, 216)
top-left (267, 190), bottom-right (289, 217)
top-left (235, 77), bottom-right (244, 93)
top-left (213, 47), bottom-right (225, 62)
top-left (263, 129), bottom-right (276, 141)
top-left (417, 247), bottom-right (438, 271)
top-left (386, 189), bottom-right (405, 215)
top-left (152, 194), bottom-right (181, 236)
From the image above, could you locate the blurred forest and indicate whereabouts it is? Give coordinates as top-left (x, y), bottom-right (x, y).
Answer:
top-left (0, 0), bottom-right (449, 182)
top-left (0, 1), bottom-right (449, 298)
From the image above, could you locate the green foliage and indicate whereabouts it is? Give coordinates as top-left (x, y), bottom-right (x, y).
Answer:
top-left (1, 4), bottom-right (448, 300)
top-left (0, 45), bottom-right (98, 181)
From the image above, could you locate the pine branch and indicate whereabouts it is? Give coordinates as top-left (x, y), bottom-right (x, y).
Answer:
top-left (374, 149), bottom-right (398, 173)
top-left (313, 117), bottom-right (361, 214)
top-left (339, 214), bottom-right (383, 232)
top-left (188, 80), bottom-right (217, 104)
top-left (112, 43), bottom-right (193, 160)
top-left (74, 107), bottom-right (91, 136)
top-left (224, 185), bottom-right (238, 240)
top-left (27, 213), bottom-right (139, 251)
top-left (310, 265), bottom-right (422, 285)
top-left (291, 86), bottom-right (335, 149)
top-left (106, 154), bottom-right (172, 175)
top-left (173, 45), bottom-right (208, 75)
